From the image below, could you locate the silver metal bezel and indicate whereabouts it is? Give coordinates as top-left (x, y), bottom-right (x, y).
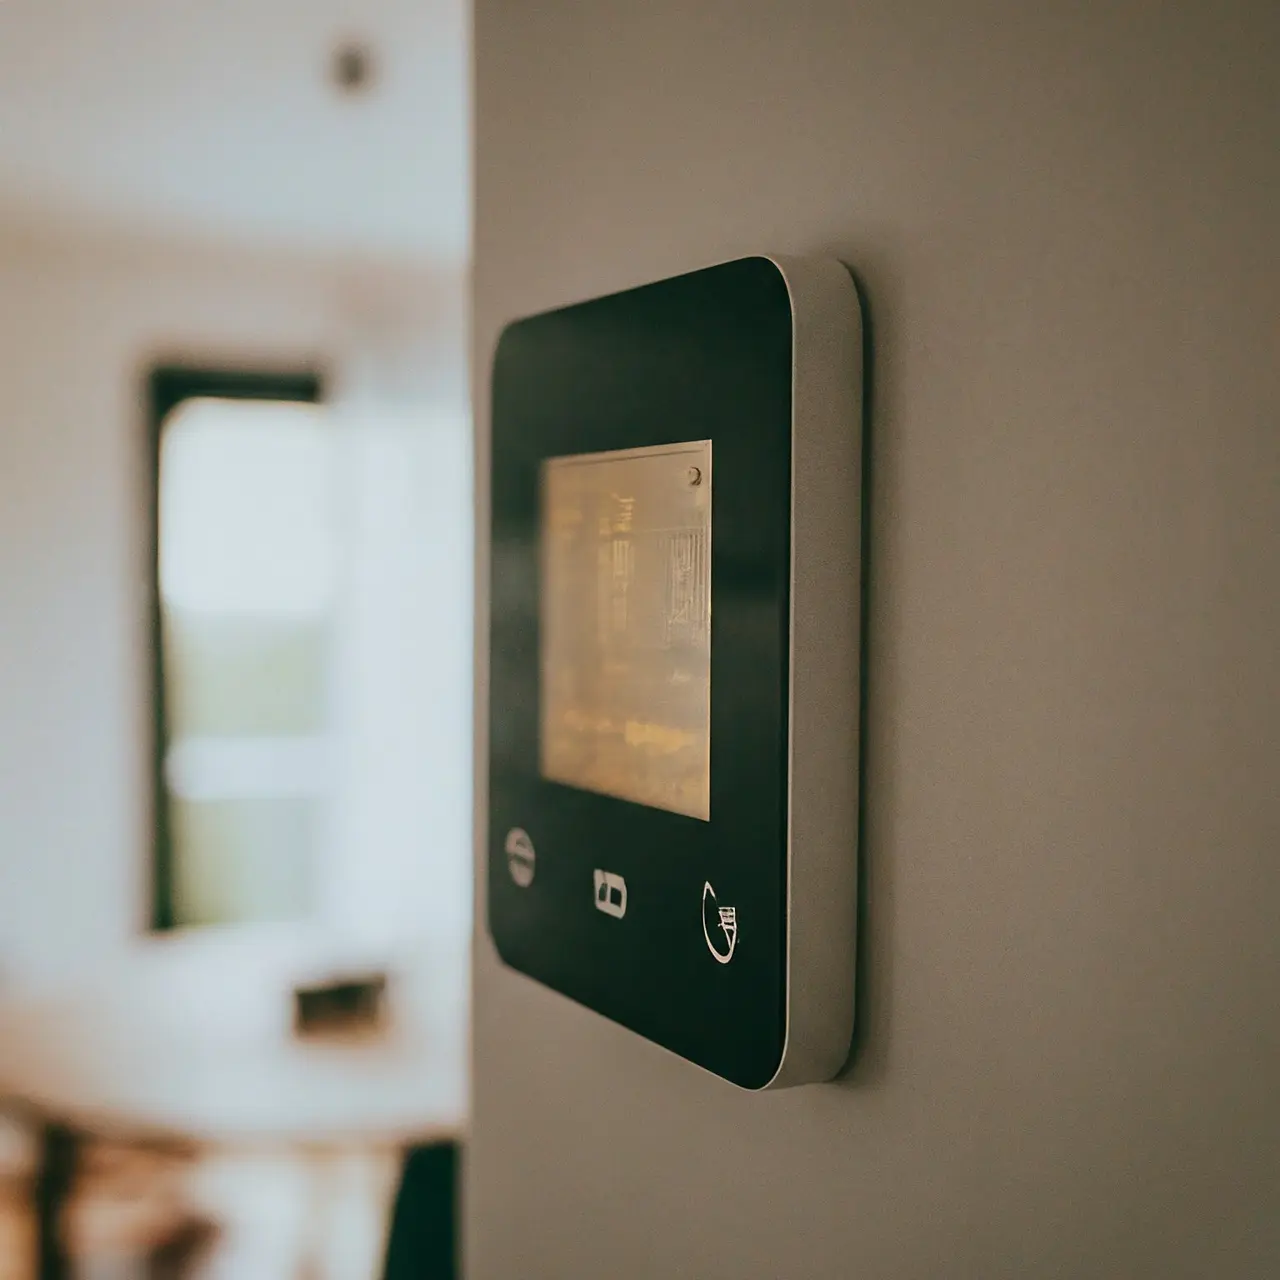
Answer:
top-left (763, 255), bottom-right (862, 1089)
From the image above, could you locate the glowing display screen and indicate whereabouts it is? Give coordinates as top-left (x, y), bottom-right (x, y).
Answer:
top-left (541, 441), bottom-right (712, 820)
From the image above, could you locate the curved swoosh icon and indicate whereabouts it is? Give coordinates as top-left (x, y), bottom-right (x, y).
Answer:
top-left (702, 881), bottom-right (738, 963)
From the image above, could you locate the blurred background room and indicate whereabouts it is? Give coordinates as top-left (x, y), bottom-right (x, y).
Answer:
top-left (0, 1), bottom-right (470, 1276)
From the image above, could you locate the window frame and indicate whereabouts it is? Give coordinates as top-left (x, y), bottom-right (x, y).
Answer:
top-left (146, 365), bottom-right (325, 932)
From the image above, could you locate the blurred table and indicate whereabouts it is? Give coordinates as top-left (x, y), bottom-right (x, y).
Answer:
top-left (0, 931), bottom-right (467, 1145)
top-left (0, 931), bottom-right (468, 1277)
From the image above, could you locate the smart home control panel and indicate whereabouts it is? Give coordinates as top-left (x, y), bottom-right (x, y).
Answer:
top-left (487, 256), bottom-right (863, 1088)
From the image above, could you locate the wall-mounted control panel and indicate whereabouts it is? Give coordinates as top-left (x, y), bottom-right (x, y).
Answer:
top-left (487, 256), bottom-right (864, 1088)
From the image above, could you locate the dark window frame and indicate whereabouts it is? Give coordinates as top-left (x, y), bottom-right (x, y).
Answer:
top-left (146, 365), bottom-right (324, 931)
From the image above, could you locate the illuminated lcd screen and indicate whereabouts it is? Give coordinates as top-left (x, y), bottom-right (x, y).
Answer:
top-left (541, 441), bottom-right (712, 820)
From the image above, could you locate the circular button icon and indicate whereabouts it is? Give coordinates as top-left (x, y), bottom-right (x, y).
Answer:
top-left (505, 828), bottom-right (536, 887)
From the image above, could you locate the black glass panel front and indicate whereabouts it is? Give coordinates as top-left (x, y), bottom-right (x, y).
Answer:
top-left (488, 257), bottom-right (792, 1088)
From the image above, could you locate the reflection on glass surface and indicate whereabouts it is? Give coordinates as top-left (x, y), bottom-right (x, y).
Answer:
top-left (541, 441), bottom-right (712, 821)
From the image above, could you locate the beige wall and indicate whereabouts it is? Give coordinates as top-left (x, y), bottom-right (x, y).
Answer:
top-left (470, 2), bottom-right (1280, 1276)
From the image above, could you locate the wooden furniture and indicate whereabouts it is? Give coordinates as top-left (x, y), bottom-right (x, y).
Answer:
top-left (0, 1108), bottom-right (38, 1280)
top-left (0, 940), bottom-right (466, 1146)
top-left (0, 936), bottom-right (467, 1277)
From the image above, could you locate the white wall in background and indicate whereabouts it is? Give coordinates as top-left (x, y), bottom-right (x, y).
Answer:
top-left (326, 401), bottom-right (473, 953)
top-left (0, 0), bottom-right (467, 261)
top-left (0, 224), bottom-right (470, 993)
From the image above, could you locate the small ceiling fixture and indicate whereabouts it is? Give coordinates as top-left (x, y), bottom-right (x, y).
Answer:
top-left (332, 40), bottom-right (376, 95)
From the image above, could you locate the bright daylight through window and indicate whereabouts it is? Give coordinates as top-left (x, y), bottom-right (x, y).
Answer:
top-left (159, 397), bottom-right (337, 927)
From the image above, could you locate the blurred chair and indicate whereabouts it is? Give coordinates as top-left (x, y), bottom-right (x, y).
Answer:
top-left (0, 1106), bottom-right (38, 1280)
top-left (381, 1143), bottom-right (458, 1280)
top-left (61, 1135), bottom-right (215, 1278)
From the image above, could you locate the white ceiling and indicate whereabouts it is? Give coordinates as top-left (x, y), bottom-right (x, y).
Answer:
top-left (0, 0), bottom-right (467, 262)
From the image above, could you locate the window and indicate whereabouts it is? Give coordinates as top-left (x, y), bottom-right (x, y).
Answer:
top-left (149, 368), bottom-right (326, 930)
